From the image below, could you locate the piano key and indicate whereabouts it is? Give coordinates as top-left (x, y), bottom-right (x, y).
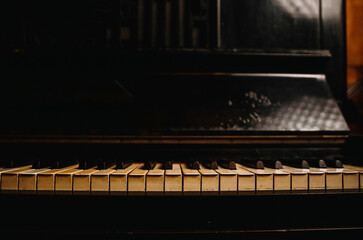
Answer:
top-left (55, 166), bottom-right (83, 191)
top-left (198, 164), bottom-right (219, 192)
top-left (97, 159), bottom-right (115, 170)
top-left (215, 167), bottom-right (237, 192)
top-left (128, 164), bottom-right (148, 192)
top-left (266, 167), bottom-right (290, 191)
top-left (281, 166), bottom-right (308, 191)
top-left (73, 168), bottom-right (99, 192)
top-left (258, 158), bottom-right (283, 170)
top-left (283, 158), bottom-right (309, 169)
top-left (343, 165), bottom-right (363, 189)
top-left (180, 163), bottom-right (201, 192)
top-left (18, 168), bottom-right (51, 191)
top-left (306, 168), bottom-right (325, 190)
top-left (0, 165), bottom-right (32, 187)
top-left (162, 161), bottom-right (173, 170)
top-left (190, 160), bottom-right (200, 170)
top-left (146, 163), bottom-right (165, 192)
top-left (1, 165), bottom-right (33, 190)
top-left (37, 164), bottom-right (79, 191)
top-left (262, 160), bottom-right (284, 170)
top-left (318, 167), bottom-right (342, 190)
top-left (307, 159), bottom-right (327, 168)
top-left (202, 161), bottom-right (218, 170)
top-left (50, 158), bottom-right (78, 169)
top-left (324, 155), bottom-right (345, 168)
top-left (109, 164), bottom-right (137, 192)
top-left (241, 158), bottom-right (264, 169)
top-left (233, 165), bottom-right (255, 192)
top-left (32, 158), bottom-right (50, 169)
top-left (144, 160), bottom-right (156, 170)
top-left (78, 159), bottom-right (98, 170)
top-left (218, 159), bottom-right (237, 170)
top-left (164, 163), bottom-right (182, 192)
top-left (341, 168), bottom-right (359, 190)
top-left (116, 160), bottom-right (132, 169)
top-left (91, 166), bottom-right (116, 192)
top-left (239, 164), bottom-right (273, 191)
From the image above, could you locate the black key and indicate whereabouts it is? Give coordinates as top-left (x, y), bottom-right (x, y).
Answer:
top-left (203, 161), bottom-right (218, 170)
top-left (144, 160), bottom-right (156, 170)
top-left (3, 157), bottom-right (29, 168)
top-left (260, 158), bottom-right (283, 169)
top-left (50, 157), bottom-right (78, 169)
top-left (218, 159), bottom-right (236, 170)
top-left (190, 160), bottom-right (200, 170)
top-left (242, 158), bottom-right (264, 169)
top-left (32, 158), bottom-right (50, 169)
top-left (307, 158), bottom-right (327, 168)
top-left (163, 161), bottom-right (173, 170)
top-left (78, 159), bottom-right (98, 170)
top-left (282, 157), bottom-right (309, 169)
top-left (324, 155), bottom-right (344, 168)
top-left (97, 159), bottom-right (115, 170)
top-left (116, 160), bottom-right (132, 169)
top-left (275, 161), bottom-right (283, 169)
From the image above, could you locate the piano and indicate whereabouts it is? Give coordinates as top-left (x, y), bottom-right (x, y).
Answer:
top-left (1, 0), bottom-right (363, 238)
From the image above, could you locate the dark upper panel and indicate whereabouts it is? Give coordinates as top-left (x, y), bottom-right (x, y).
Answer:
top-left (0, 74), bottom-right (349, 136)
top-left (221, 0), bottom-right (321, 49)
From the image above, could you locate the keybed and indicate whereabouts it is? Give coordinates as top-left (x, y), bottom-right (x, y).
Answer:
top-left (0, 162), bottom-right (362, 194)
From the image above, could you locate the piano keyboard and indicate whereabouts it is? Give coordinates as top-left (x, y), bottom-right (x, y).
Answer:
top-left (1, 162), bottom-right (363, 194)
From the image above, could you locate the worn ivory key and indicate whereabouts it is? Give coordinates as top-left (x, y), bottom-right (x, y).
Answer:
top-left (91, 166), bottom-right (116, 192)
top-left (240, 165), bottom-right (273, 191)
top-left (215, 167), bottom-right (237, 192)
top-left (146, 163), bottom-right (165, 192)
top-left (1, 165), bottom-right (33, 190)
top-left (306, 168), bottom-right (325, 190)
top-left (344, 165), bottom-right (363, 189)
top-left (164, 164), bottom-right (182, 192)
top-left (128, 164), bottom-right (148, 192)
top-left (233, 164), bottom-right (255, 192)
top-left (199, 164), bottom-right (218, 192)
top-left (181, 163), bottom-right (200, 192)
top-left (110, 164), bottom-right (137, 192)
top-left (282, 166), bottom-right (308, 191)
top-left (265, 167), bottom-right (290, 191)
top-left (18, 168), bottom-right (51, 191)
top-left (55, 167), bottom-right (83, 191)
top-left (73, 168), bottom-right (99, 191)
top-left (37, 164), bottom-right (79, 191)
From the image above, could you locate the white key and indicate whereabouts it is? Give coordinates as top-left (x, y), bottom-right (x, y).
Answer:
top-left (233, 164), bottom-right (255, 192)
top-left (18, 168), bottom-right (50, 191)
top-left (1, 165), bottom-right (33, 190)
top-left (146, 164), bottom-right (165, 192)
top-left (215, 167), bottom-right (237, 192)
top-left (37, 164), bottom-right (79, 191)
top-left (282, 166), bottom-right (308, 191)
top-left (199, 164), bottom-right (218, 192)
top-left (164, 164), bottom-right (182, 192)
top-left (91, 166), bottom-right (116, 192)
top-left (73, 168), bottom-right (98, 192)
top-left (239, 165), bottom-right (273, 191)
top-left (180, 163), bottom-right (200, 192)
top-left (128, 164), bottom-right (148, 192)
top-left (55, 167), bottom-right (83, 191)
top-left (110, 164), bottom-right (137, 192)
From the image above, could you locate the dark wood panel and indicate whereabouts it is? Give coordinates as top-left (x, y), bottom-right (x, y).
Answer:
top-left (221, 0), bottom-right (321, 49)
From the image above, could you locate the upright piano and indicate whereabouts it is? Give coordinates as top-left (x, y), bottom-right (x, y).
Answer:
top-left (1, 0), bottom-right (363, 238)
